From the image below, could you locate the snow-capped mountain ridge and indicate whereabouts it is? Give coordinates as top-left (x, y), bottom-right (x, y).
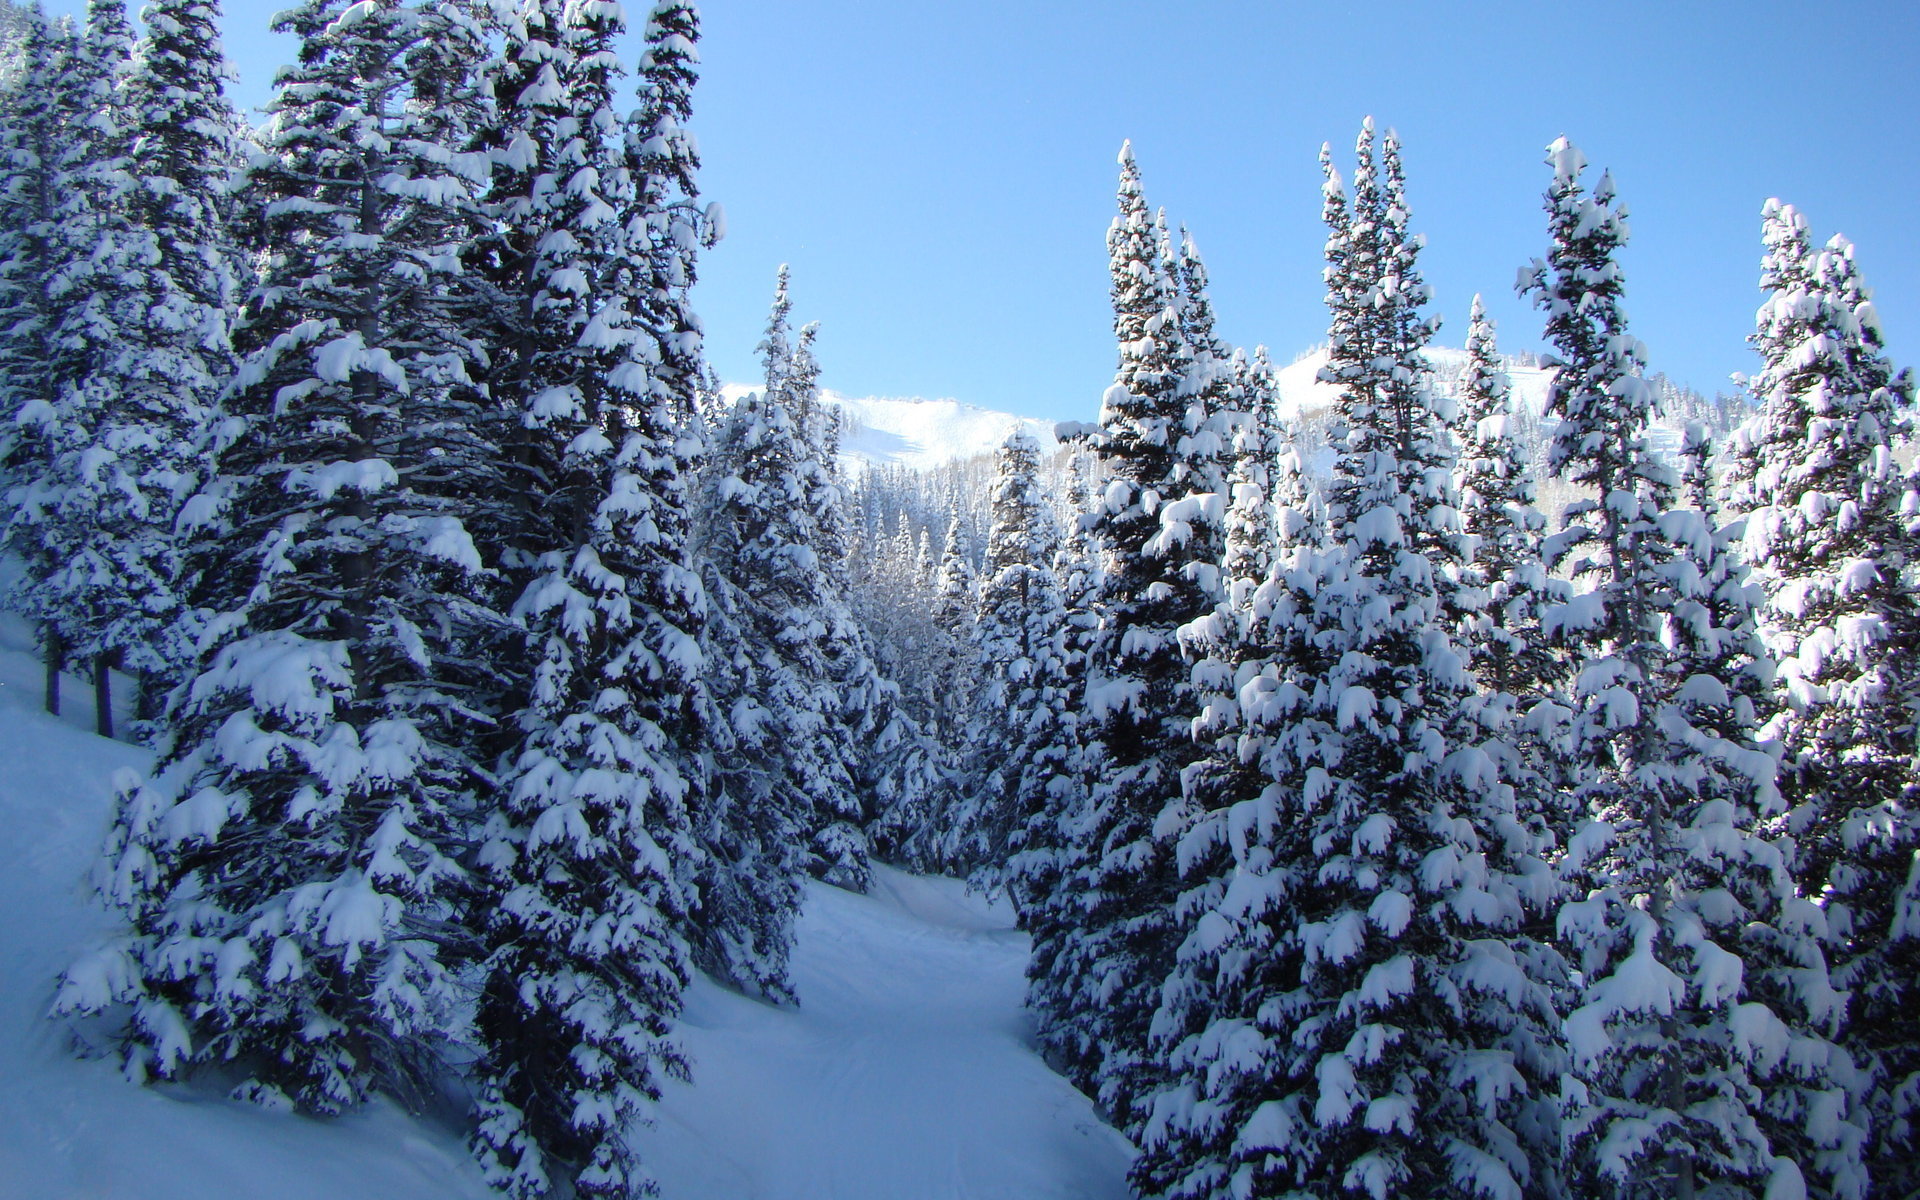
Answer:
top-left (719, 383), bottom-right (1057, 474)
top-left (730, 344), bottom-right (1728, 477)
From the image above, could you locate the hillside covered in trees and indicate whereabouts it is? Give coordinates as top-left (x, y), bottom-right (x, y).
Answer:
top-left (2, 3), bottom-right (1917, 1199)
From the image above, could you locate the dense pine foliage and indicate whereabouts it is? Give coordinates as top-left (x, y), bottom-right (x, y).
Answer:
top-left (2, 4), bottom-right (1914, 1197)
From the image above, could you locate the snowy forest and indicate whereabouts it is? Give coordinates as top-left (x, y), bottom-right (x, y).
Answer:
top-left (2, 1), bottom-right (1917, 1199)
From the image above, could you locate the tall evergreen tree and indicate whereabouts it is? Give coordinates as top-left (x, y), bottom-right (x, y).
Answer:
top-left (1135, 128), bottom-right (1561, 1200)
top-left (950, 430), bottom-right (1063, 880)
top-left (1728, 199), bottom-right (1919, 1197)
top-left (1042, 142), bottom-right (1222, 1125)
top-left (5, 0), bottom-right (133, 732)
top-left (1451, 294), bottom-right (1557, 703)
top-left (696, 269), bottom-right (875, 894)
top-left (58, 0), bottom-right (503, 1118)
top-left (1522, 141), bottom-right (1860, 1200)
top-left (28, 0), bottom-right (241, 733)
top-left (0, 9), bottom-right (78, 712)
top-left (469, 3), bottom-right (715, 1195)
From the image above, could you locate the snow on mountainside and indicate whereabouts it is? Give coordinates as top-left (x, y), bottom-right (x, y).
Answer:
top-left (1271, 344), bottom-right (1557, 420)
top-left (724, 344), bottom-right (1715, 479)
top-left (721, 383), bottom-right (1057, 473)
top-left (0, 574), bottom-right (1130, 1200)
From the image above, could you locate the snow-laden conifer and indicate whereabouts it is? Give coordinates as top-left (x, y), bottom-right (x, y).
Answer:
top-left (1317, 120), bottom-right (1457, 583)
top-left (949, 430), bottom-right (1063, 880)
top-left (0, 10), bottom-right (78, 711)
top-left (468, 3), bottom-right (718, 1194)
top-left (695, 269), bottom-right (877, 895)
top-left (3, 0), bottom-right (134, 730)
top-left (58, 0), bottom-right (502, 1119)
top-left (1522, 142), bottom-right (1861, 1200)
top-left (1021, 447), bottom-right (1103, 1060)
top-left (1135, 130), bottom-right (1561, 1200)
top-left (1042, 142), bottom-right (1225, 1124)
top-left (928, 511), bottom-right (977, 740)
top-left (1728, 199), bottom-right (1919, 1197)
top-left (1452, 295), bottom-right (1558, 703)
top-left (24, 0), bottom-right (240, 731)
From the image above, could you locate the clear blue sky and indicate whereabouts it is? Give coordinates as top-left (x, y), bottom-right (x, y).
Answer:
top-left (62, 1), bottom-right (1920, 421)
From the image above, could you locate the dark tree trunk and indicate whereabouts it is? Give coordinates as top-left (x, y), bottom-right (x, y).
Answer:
top-left (94, 650), bottom-right (115, 739)
top-left (43, 623), bottom-right (63, 716)
top-left (135, 669), bottom-right (163, 725)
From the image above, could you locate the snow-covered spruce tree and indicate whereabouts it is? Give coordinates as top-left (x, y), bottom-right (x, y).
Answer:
top-left (929, 510), bottom-right (977, 741)
top-left (948, 430), bottom-right (1063, 880)
top-left (620, 0), bottom-right (796, 1014)
top-left (1317, 120), bottom-right (1457, 587)
top-left (1040, 142), bottom-right (1224, 1125)
top-left (56, 0), bottom-right (502, 1116)
top-left (1452, 294), bottom-right (1558, 705)
top-left (1019, 444), bottom-right (1104, 1044)
top-left (1729, 200), bottom-right (1920, 1196)
top-left (687, 412), bottom-right (806, 1004)
top-left (1520, 141), bottom-right (1861, 1200)
top-left (29, 0), bottom-right (241, 734)
top-left (3, 0), bottom-right (132, 732)
top-left (468, 3), bottom-right (720, 1195)
top-left (1133, 135), bottom-right (1562, 1200)
top-left (0, 9), bottom-right (77, 712)
top-left (695, 269), bottom-right (874, 895)
top-left (1171, 227), bottom-right (1238, 510)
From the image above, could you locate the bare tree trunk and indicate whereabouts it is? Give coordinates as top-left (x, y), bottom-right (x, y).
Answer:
top-left (94, 650), bottom-right (114, 739)
top-left (43, 623), bottom-right (62, 716)
top-left (135, 669), bottom-right (162, 725)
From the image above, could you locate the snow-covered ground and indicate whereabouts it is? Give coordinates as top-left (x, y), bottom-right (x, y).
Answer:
top-left (643, 869), bottom-right (1133, 1199)
top-left (0, 599), bottom-right (1130, 1200)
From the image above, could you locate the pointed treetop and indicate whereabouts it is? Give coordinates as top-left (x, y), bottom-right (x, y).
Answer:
top-left (1547, 135), bottom-right (1586, 183)
top-left (1319, 142), bottom-right (1344, 200)
top-left (1118, 138), bottom-right (1133, 166)
top-left (758, 263), bottom-right (793, 383)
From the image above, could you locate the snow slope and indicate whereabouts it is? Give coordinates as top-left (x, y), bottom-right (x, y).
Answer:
top-left (721, 383), bottom-right (1057, 473)
top-left (0, 598), bottom-right (1130, 1199)
top-left (1271, 344), bottom-right (1556, 420)
top-left (0, 605), bottom-right (494, 1200)
top-left (642, 868), bottom-right (1133, 1200)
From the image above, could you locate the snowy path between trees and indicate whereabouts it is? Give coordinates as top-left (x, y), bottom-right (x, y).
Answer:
top-left (0, 604), bottom-right (1133, 1199)
top-left (641, 867), bottom-right (1135, 1199)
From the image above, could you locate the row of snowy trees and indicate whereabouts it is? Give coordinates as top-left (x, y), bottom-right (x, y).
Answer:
top-left (0, 2), bottom-right (951, 1197)
top-left (944, 126), bottom-right (1920, 1200)
top-left (7, 3), bottom-right (1916, 1196)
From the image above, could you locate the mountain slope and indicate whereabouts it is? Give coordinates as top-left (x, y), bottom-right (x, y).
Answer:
top-left (720, 383), bottom-right (1057, 473)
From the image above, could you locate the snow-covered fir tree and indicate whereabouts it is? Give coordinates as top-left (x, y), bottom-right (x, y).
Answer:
top-left (58, 0), bottom-right (503, 1119)
top-left (1135, 127), bottom-right (1563, 1200)
top-left (1039, 142), bottom-right (1225, 1126)
top-left (1522, 141), bottom-right (1861, 1200)
top-left (0, 8), bottom-right (78, 712)
top-left (696, 268), bottom-right (879, 894)
top-left (1316, 119), bottom-right (1457, 588)
top-left (1018, 443), bottom-right (1104, 1042)
top-left (1727, 199), bottom-right (1919, 1197)
top-left (929, 510), bottom-right (976, 742)
top-left (22, 0), bottom-right (240, 734)
top-left (1451, 294), bottom-right (1558, 704)
top-left (948, 430), bottom-right (1063, 879)
top-left (469, 3), bottom-right (720, 1195)
top-left (3, 0), bottom-right (133, 730)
